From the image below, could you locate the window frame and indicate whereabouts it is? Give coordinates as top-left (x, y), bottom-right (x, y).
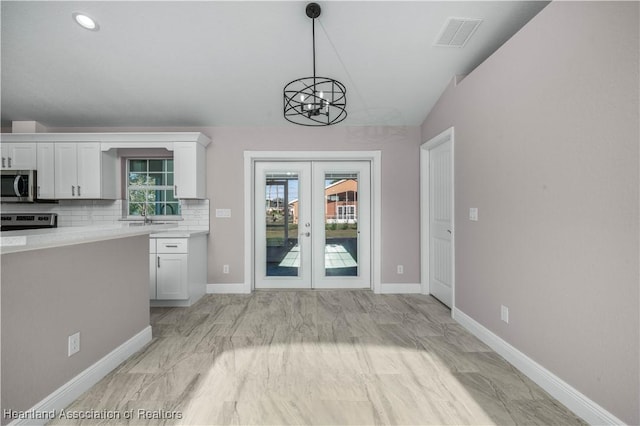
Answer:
top-left (125, 158), bottom-right (181, 219)
top-left (337, 204), bottom-right (356, 222)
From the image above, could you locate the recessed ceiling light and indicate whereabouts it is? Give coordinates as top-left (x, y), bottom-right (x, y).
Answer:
top-left (72, 12), bottom-right (99, 31)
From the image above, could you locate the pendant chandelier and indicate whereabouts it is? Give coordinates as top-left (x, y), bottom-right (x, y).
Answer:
top-left (283, 3), bottom-right (347, 126)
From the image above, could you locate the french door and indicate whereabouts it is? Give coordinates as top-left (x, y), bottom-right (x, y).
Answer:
top-left (254, 161), bottom-right (370, 289)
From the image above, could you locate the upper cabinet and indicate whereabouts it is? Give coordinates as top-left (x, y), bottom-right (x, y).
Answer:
top-left (174, 142), bottom-right (206, 199)
top-left (54, 143), bottom-right (117, 199)
top-left (1, 132), bottom-right (211, 201)
top-left (36, 143), bottom-right (55, 199)
top-left (1, 143), bottom-right (36, 169)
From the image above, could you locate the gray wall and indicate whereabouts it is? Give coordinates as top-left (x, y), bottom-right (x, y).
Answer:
top-left (1, 235), bottom-right (150, 422)
top-left (205, 125), bottom-right (421, 286)
top-left (421, 2), bottom-right (639, 424)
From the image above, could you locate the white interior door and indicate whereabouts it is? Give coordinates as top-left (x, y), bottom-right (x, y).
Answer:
top-left (429, 139), bottom-right (453, 307)
top-left (254, 161), bottom-right (370, 289)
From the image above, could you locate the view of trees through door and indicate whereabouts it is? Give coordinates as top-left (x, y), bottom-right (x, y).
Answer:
top-left (264, 172), bottom-right (359, 277)
top-left (254, 160), bottom-right (370, 289)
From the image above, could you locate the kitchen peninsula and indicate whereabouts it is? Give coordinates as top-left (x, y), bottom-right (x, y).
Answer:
top-left (1, 223), bottom-right (170, 419)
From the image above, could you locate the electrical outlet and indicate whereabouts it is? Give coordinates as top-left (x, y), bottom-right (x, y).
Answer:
top-left (501, 305), bottom-right (509, 324)
top-left (397, 265), bottom-right (404, 274)
top-left (68, 332), bottom-right (80, 357)
top-left (223, 264), bottom-right (230, 274)
top-left (469, 208), bottom-right (479, 221)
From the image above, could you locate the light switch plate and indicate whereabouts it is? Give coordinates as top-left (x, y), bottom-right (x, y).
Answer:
top-left (501, 305), bottom-right (509, 323)
top-left (216, 209), bottom-right (231, 218)
top-left (469, 208), bottom-right (478, 221)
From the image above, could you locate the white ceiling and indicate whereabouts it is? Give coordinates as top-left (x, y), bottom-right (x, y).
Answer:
top-left (1, 1), bottom-right (549, 128)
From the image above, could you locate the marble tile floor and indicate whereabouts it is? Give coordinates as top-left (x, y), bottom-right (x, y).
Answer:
top-left (49, 291), bottom-right (586, 425)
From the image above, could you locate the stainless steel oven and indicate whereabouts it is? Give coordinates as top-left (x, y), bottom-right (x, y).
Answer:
top-left (1, 170), bottom-right (36, 202)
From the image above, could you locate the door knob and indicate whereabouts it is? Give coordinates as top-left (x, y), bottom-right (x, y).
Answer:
top-left (300, 232), bottom-right (310, 237)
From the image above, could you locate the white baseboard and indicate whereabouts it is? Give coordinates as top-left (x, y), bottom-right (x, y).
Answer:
top-left (207, 283), bottom-right (421, 295)
top-left (453, 308), bottom-right (624, 426)
top-left (8, 326), bottom-right (152, 426)
top-left (377, 283), bottom-right (422, 294)
top-left (150, 299), bottom-right (192, 307)
top-left (207, 283), bottom-right (250, 294)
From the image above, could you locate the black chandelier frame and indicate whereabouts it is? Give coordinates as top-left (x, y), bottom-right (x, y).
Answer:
top-left (283, 3), bottom-right (347, 126)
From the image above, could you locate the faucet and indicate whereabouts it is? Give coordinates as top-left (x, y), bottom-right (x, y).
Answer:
top-left (141, 204), bottom-right (153, 225)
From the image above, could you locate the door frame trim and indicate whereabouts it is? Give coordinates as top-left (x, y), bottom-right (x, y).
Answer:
top-left (244, 151), bottom-right (382, 294)
top-left (420, 127), bottom-right (455, 307)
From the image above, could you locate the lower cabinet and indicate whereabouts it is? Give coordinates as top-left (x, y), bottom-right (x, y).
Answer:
top-left (149, 234), bottom-right (207, 307)
top-left (156, 253), bottom-right (189, 299)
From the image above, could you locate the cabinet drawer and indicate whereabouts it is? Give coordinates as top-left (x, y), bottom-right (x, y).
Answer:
top-left (156, 238), bottom-right (188, 253)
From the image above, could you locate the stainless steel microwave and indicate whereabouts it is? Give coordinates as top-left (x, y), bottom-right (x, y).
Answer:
top-left (1, 170), bottom-right (36, 202)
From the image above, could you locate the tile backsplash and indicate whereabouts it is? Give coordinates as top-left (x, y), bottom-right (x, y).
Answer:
top-left (0, 199), bottom-right (209, 231)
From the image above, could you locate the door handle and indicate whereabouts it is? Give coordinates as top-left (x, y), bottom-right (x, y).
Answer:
top-left (72, 185), bottom-right (75, 196)
top-left (37, 186), bottom-right (40, 197)
top-left (157, 256), bottom-right (160, 268)
top-left (7, 157), bottom-right (12, 168)
top-left (300, 232), bottom-right (310, 237)
top-left (2, 157), bottom-right (5, 168)
top-left (78, 185), bottom-right (81, 196)
top-left (13, 175), bottom-right (22, 196)
top-left (174, 185), bottom-right (178, 197)
top-left (447, 229), bottom-right (452, 234)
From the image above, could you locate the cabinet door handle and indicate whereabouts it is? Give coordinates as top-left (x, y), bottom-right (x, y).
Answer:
top-left (1, 157), bottom-right (5, 168)
top-left (165, 244), bottom-right (178, 248)
top-left (72, 185), bottom-right (75, 196)
top-left (7, 157), bottom-right (12, 168)
top-left (78, 185), bottom-right (81, 196)
top-left (157, 256), bottom-right (160, 268)
top-left (174, 185), bottom-right (178, 196)
top-left (37, 186), bottom-right (40, 197)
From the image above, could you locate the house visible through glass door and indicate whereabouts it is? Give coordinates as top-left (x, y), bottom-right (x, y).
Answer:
top-left (254, 161), bottom-right (370, 289)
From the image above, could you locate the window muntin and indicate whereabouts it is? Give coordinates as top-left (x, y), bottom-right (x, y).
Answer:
top-left (127, 159), bottom-right (180, 216)
top-left (337, 205), bottom-right (356, 221)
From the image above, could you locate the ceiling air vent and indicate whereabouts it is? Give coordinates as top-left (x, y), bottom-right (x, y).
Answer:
top-left (434, 18), bottom-right (482, 47)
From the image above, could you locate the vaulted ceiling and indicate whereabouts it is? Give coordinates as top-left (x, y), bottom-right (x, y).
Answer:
top-left (1, 1), bottom-right (548, 128)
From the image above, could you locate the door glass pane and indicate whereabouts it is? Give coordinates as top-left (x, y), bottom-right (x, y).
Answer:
top-left (265, 172), bottom-right (299, 277)
top-left (324, 172), bottom-right (358, 276)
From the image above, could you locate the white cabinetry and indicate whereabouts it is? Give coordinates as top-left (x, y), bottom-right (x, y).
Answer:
top-left (1, 132), bottom-right (211, 200)
top-left (36, 143), bottom-right (55, 199)
top-left (149, 234), bottom-right (207, 306)
top-left (1, 143), bottom-right (36, 169)
top-left (54, 142), bottom-right (117, 199)
top-left (174, 142), bottom-right (206, 199)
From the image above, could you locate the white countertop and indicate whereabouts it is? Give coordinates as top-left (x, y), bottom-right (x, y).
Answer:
top-left (0, 223), bottom-right (176, 254)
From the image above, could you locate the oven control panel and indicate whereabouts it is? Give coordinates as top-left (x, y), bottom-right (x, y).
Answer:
top-left (1, 213), bottom-right (58, 230)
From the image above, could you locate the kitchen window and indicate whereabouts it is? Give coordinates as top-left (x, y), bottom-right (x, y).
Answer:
top-left (127, 159), bottom-right (180, 217)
